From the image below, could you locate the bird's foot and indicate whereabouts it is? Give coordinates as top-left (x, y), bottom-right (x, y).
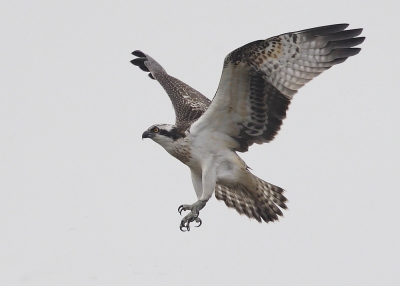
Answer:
top-left (178, 200), bottom-right (207, 232)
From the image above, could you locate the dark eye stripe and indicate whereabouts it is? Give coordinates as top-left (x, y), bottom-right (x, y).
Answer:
top-left (159, 129), bottom-right (169, 136)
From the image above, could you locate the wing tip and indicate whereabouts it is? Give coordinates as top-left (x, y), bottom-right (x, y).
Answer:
top-left (355, 36), bottom-right (366, 46)
top-left (340, 47), bottom-right (362, 57)
top-left (130, 58), bottom-right (150, 72)
top-left (132, 50), bottom-right (146, 57)
top-left (297, 23), bottom-right (350, 36)
top-left (330, 23), bottom-right (350, 31)
top-left (131, 50), bottom-right (156, 79)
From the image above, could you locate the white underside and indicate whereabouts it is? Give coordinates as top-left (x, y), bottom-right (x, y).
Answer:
top-left (182, 129), bottom-right (255, 201)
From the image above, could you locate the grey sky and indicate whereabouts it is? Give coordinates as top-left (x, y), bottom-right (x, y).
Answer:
top-left (1, 1), bottom-right (399, 285)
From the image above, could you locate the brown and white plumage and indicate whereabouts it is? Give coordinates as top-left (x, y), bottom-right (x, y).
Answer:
top-left (215, 176), bottom-right (287, 223)
top-left (131, 51), bottom-right (210, 129)
top-left (133, 24), bottom-right (364, 230)
top-left (194, 24), bottom-right (364, 151)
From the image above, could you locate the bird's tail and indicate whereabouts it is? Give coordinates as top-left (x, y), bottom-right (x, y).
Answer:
top-left (252, 174), bottom-right (288, 223)
top-left (215, 174), bottom-right (287, 223)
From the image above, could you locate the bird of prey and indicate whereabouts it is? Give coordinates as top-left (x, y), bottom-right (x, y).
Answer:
top-left (131, 24), bottom-right (364, 231)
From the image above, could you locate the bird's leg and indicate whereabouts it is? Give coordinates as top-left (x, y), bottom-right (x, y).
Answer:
top-left (178, 200), bottom-right (207, 231)
top-left (179, 159), bottom-right (215, 231)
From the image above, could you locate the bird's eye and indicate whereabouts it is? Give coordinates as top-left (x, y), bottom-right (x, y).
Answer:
top-left (153, 127), bottom-right (159, 133)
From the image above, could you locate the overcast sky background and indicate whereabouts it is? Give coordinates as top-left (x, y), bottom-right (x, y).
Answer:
top-left (1, 1), bottom-right (399, 285)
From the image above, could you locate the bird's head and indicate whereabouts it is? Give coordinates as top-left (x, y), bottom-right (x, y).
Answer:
top-left (142, 124), bottom-right (186, 149)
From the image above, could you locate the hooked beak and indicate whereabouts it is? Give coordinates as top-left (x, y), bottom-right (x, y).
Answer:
top-left (142, 130), bottom-right (151, 139)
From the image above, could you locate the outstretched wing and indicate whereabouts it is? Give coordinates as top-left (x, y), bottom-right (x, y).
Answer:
top-left (191, 24), bottom-right (364, 152)
top-left (131, 51), bottom-right (211, 125)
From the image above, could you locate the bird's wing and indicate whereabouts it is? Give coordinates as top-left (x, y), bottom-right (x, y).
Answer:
top-left (131, 51), bottom-right (211, 125)
top-left (191, 24), bottom-right (364, 152)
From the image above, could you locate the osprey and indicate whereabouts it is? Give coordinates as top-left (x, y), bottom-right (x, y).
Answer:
top-left (131, 24), bottom-right (364, 231)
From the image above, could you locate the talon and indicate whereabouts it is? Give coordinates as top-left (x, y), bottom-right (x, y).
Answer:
top-left (180, 221), bottom-right (190, 232)
top-left (194, 217), bottom-right (202, 228)
top-left (188, 214), bottom-right (198, 223)
top-left (178, 201), bottom-right (207, 231)
top-left (178, 205), bottom-right (183, 215)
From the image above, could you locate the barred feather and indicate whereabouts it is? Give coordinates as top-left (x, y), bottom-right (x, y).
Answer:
top-left (215, 174), bottom-right (287, 223)
top-left (194, 24), bottom-right (364, 152)
top-left (134, 24), bottom-right (364, 229)
top-left (215, 184), bottom-right (261, 222)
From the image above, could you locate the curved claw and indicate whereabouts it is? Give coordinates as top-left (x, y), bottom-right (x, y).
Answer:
top-left (179, 216), bottom-right (202, 232)
top-left (194, 217), bottom-right (202, 228)
top-left (178, 205), bottom-right (184, 215)
top-left (180, 221), bottom-right (190, 232)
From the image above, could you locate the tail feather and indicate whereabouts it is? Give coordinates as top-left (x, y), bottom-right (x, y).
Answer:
top-left (253, 175), bottom-right (288, 210)
top-left (215, 175), bottom-right (288, 223)
top-left (215, 184), bottom-right (261, 222)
